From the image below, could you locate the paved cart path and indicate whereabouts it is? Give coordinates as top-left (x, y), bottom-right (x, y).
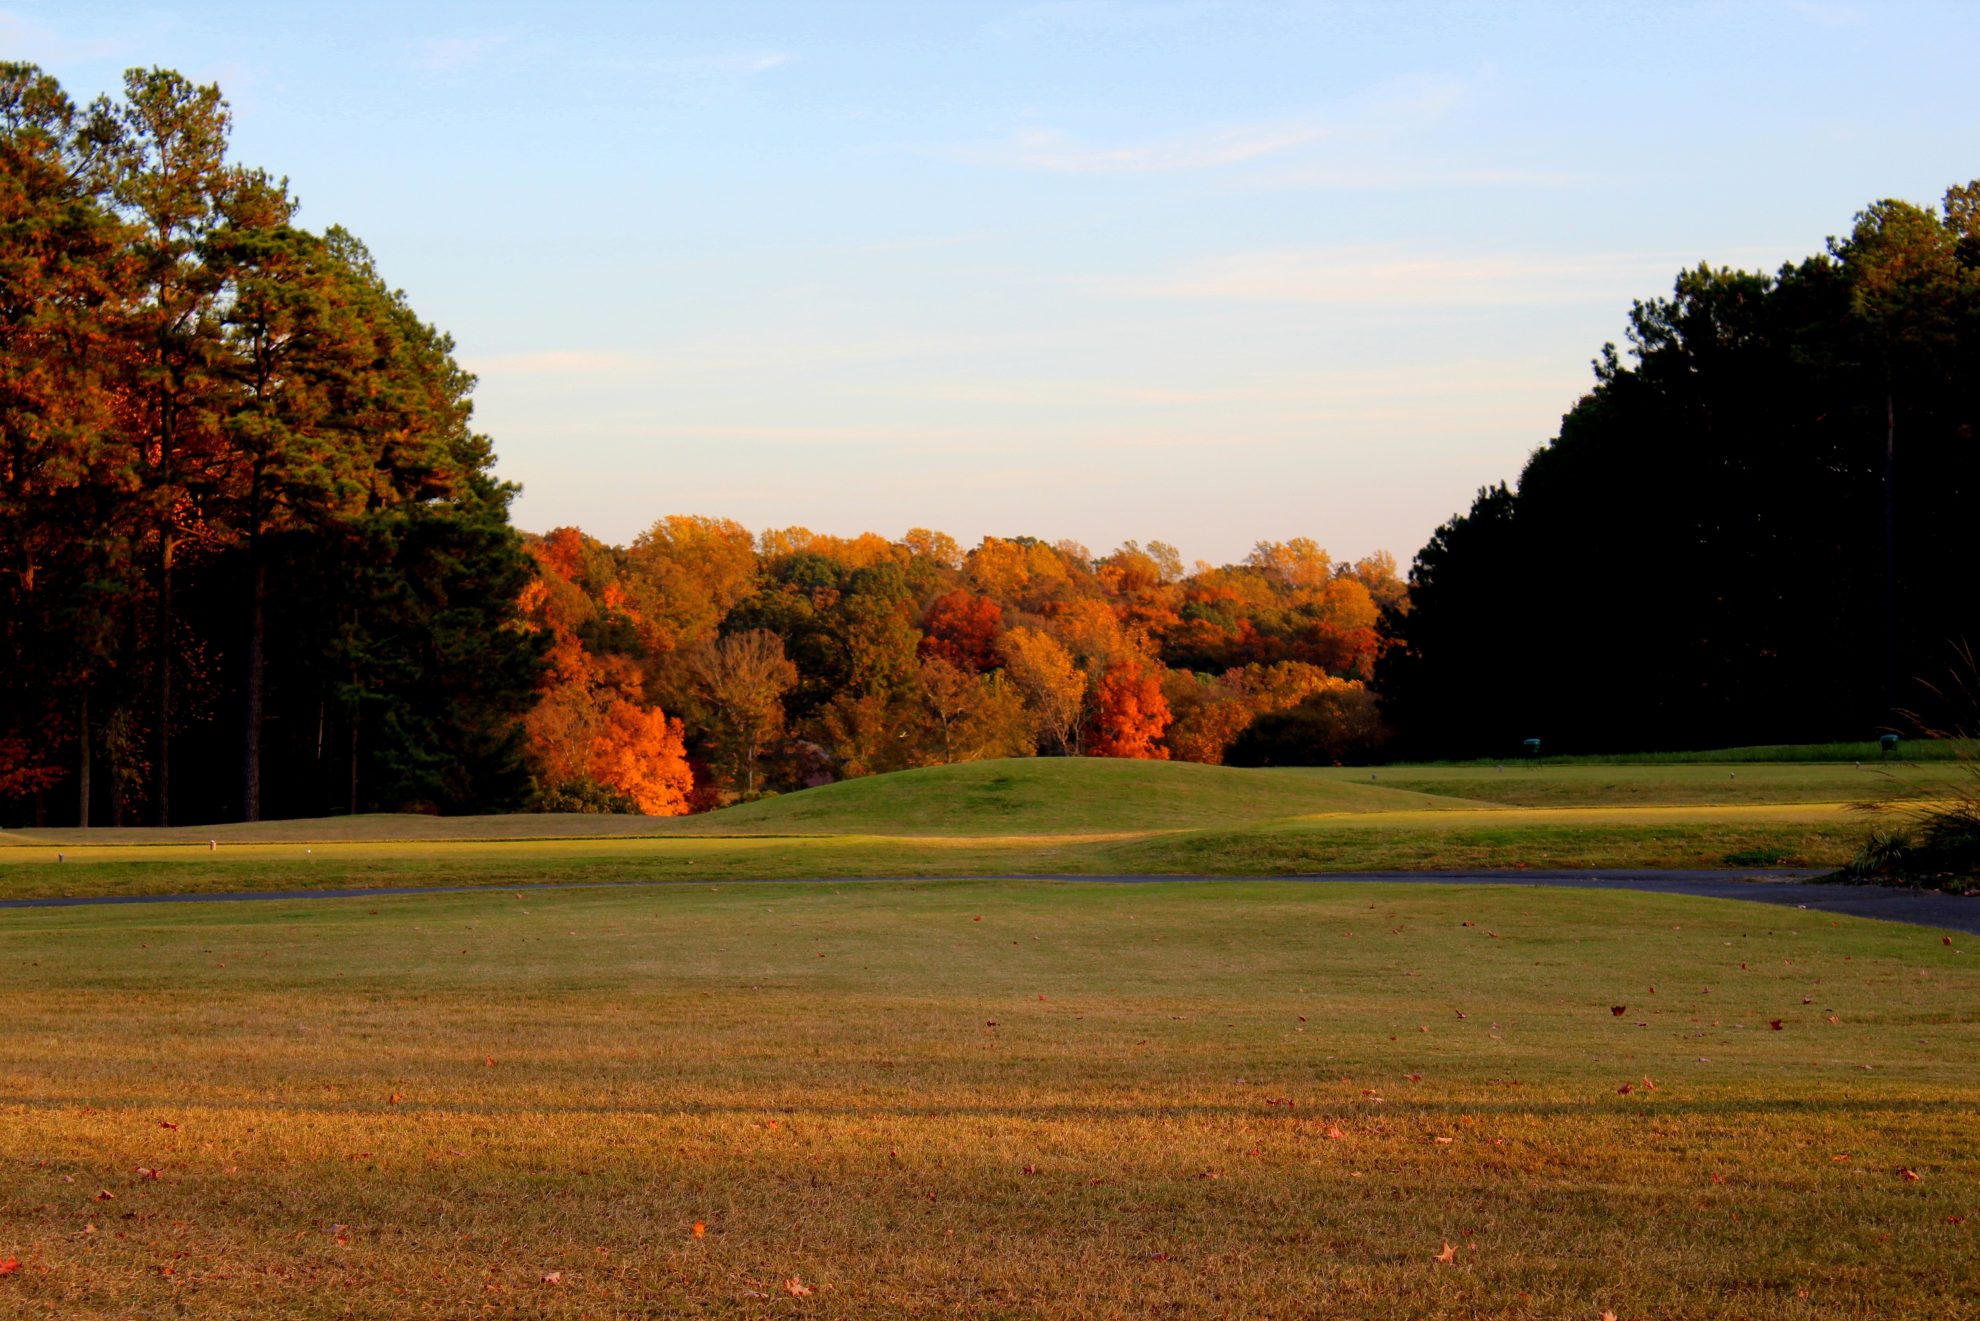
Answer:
top-left (0, 869), bottom-right (1973, 933)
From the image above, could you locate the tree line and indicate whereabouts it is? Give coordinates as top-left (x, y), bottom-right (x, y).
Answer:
top-left (1, 65), bottom-right (541, 825)
top-left (1381, 183), bottom-right (1980, 757)
top-left (515, 521), bottom-right (1402, 814)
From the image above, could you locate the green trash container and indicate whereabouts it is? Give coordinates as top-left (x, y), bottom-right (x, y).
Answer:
top-left (1879, 733), bottom-right (1899, 755)
top-left (1522, 738), bottom-right (1542, 758)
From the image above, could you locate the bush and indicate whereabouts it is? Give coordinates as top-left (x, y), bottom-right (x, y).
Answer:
top-left (529, 777), bottom-right (639, 815)
top-left (1841, 648), bottom-right (1980, 891)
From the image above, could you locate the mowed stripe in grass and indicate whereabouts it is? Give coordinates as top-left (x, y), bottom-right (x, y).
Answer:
top-left (0, 880), bottom-right (1974, 1319)
top-left (0, 808), bottom-right (1869, 902)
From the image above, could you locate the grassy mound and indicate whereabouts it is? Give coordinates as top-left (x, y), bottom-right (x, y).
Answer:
top-left (675, 757), bottom-right (1472, 837)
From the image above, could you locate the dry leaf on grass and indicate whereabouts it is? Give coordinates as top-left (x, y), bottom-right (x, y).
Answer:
top-left (1434, 1243), bottom-right (1457, 1263)
top-left (784, 1276), bottom-right (813, 1297)
top-left (691, 1221), bottom-right (706, 1238)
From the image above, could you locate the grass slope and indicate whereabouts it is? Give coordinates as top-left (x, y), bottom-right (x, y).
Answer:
top-left (669, 757), bottom-right (1472, 836)
top-left (3, 758), bottom-right (1951, 900)
top-left (1327, 762), bottom-right (1947, 809)
top-left (0, 880), bottom-right (1972, 1319)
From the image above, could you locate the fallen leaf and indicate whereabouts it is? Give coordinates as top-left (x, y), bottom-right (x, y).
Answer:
top-left (541, 1271), bottom-right (562, 1285)
top-left (388, 1093), bottom-right (403, 1105)
top-left (1831, 1154), bottom-right (1851, 1163)
top-left (1021, 1164), bottom-right (1037, 1176)
top-left (1899, 1168), bottom-right (1921, 1181)
top-left (1641, 1077), bottom-right (1658, 1090)
top-left (1432, 1136), bottom-right (1455, 1145)
top-left (158, 1121), bottom-right (178, 1131)
top-left (692, 1221), bottom-right (706, 1238)
top-left (1769, 1020), bottom-right (1784, 1031)
top-left (784, 1276), bottom-right (813, 1297)
top-left (0, 1258), bottom-right (17, 1277)
top-left (1601, 1312), bottom-right (1618, 1321)
top-left (1434, 1242), bottom-right (1457, 1263)
top-left (1617, 1083), bottom-right (1633, 1095)
top-left (1147, 1250), bottom-right (1171, 1261)
top-left (1945, 936), bottom-right (1954, 946)
top-left (1325, 1126), bottom-right (1347, 1140)
top-left (1611, 1006), bottom-right (1627, 1017)
top-left (484, 1057), bottom-right (495, 1068)
top-left (94, 1189), bottom-right (114, 1201)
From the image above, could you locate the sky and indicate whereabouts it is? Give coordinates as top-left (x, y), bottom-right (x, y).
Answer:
top-left (11, 1), bottom-right (1980, 566)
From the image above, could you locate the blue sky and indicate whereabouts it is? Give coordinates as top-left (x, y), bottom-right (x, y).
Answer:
top-left (13, 1), bottom-right (1980, 565)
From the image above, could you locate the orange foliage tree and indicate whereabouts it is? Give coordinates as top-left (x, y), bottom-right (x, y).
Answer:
top-left (520, 531), bottom-right (694, 815)
top-left (919, 588), bottom-right (1003, 671)
top-left (1087, 659), bottom-right (1172, 759)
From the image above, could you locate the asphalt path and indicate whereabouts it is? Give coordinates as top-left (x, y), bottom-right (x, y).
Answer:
top-left (1, 869), bottom-right (1974, 933)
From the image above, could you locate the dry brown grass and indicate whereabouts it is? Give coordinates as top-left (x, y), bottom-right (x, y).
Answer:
top-left (1, 879), bottom-right (1974, 1318)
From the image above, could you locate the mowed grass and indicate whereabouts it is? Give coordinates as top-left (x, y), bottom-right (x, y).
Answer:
top-left (0, 757), bottom-right (1949, 902)
top-left (1314, 762), bottom-right (1951, 809)
top-left (0, 880), bottom-right (1974, 1319)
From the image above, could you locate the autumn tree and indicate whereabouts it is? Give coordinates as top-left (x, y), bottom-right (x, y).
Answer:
top-left (919, 588), bottom-right (1002, 671)
top-left (1087, 659), bottom-right (1171, 759)
top-left (998, 626), bottom-right (1087, 755)
top-left (682, 629), bottom-right (796, 798)
top-left (0, 64), bottom-right (132, 824)
top-left (915, 656), bottom-right (1034, 764)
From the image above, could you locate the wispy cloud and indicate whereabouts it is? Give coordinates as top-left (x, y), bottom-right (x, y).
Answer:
top-left (947, 75), bottom-right (1465, 176)
top-left (617, 50), bottom-right (794, 78)
top-left (0, 9), bottom-right (129, 63)
top-left (409, 32), bottom-right (513, 73)
top-left (960, 116), bottom-right (1335, 174)
top-left (1105, 246), bottom-right (1707, 306)
top-left (461, 350), bottom-right (637, 375)
top-left (1233, 163), bottom-right (1588, 192)
top-left (1781, 0), bottom-right (1863, 26)
top-left (988, 1), bottom-right (1229, 40)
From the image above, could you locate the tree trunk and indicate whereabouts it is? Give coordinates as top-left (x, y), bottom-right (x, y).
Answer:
top-left (1883, 382), bottom-right (1897, 728)
top-left (241, 548), bottom-right (267, 821)
top-left (155, 531), bottom-right (174, 826)
top-left (76, 687), bottom-right (90, 828)
top-left (348, 683), bottom-right (360, 815)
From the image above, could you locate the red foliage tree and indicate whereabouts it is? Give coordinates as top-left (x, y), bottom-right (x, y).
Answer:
top-left (919, 588), bottom-right (1003, 672)
top-left (1087, 659), bottom-right (1172, 760)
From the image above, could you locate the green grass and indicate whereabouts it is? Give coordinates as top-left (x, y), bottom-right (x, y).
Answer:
top-left (0, 880), bottom-right (1973, 1319)
top-left (1313, 761), bottom-right (1946, 809)
top-left (1398, 740), bottom-right (1975, 765)
top-left (2, 758), bottom-right (1937, 902)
